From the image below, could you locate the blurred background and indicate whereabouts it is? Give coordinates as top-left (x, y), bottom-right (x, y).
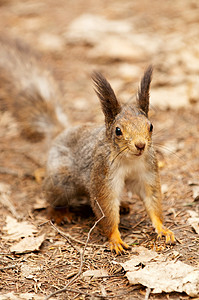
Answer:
top-left (0, 1), bottom-right (199, 297)
top-left (1, 0), bottom-right (199, 114)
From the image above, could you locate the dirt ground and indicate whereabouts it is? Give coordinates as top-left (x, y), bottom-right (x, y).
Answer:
top-left (0, 0), bottom-right (199, 299)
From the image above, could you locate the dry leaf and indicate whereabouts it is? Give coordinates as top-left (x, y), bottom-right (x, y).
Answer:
top-left (10, 234), bottom-right (45, 254)
top-left (3, 216), bottom-right (38, 240)
top-left (192, 186), bottom-right (199, 201)
top-left (0, 111), bottom-right (19, 139)
top-left (0, 292), bottom-right (56, 299)
top-left (89, 36), bottom-right (146, 61)
top-left (83, 269), bottom-right (108, 278)
top-left (0, 182), bottom-right (19, 219)
top-left (38, 33), bottom-right (64, 52)
top-left (21, 263), bottom-right (43, 278)
top-left (33, 197), bottom-right (48, 210)
top-left (151, 85), bottom-right (189, 109)
top-left (118, 246), bottom-right (199, 297)
top-left (187, 210), bottom-right (199, 235)
top-left (161, 183), bottom-right (168, 194)
top-left (188, 181), bottom-right (199, 201)
top-left (65, 14), bottom-right (132, 45)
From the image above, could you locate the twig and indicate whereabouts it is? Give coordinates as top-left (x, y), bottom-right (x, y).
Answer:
top-left (39, 220), bottom-right (106, 248)
top-left (0, 167), bottom-right (19, 176)
top-left (21, 152), bottom-right (42, 167)
top-left (145, 287), bottom-right (151, 300)
top-left (0, 264), bottom-right (17, 271)
top-left (0, 166), bottom-right (34, 179)
top-left (38, 220), bottom-right (51, 227)
top-left (49, 220), bottom-right (80, 253)
top-left (131, 217), bottom-right (146, 230)
top-left (45, 198), bottom-right (105, 300)
top-left (45, 286), bottom-right (139, 299)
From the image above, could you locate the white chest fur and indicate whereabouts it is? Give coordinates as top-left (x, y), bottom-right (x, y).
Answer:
top-left (110, 155), bottom-right (154, 199)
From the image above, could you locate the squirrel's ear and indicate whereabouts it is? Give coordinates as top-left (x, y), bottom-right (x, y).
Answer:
top-left (137, 65), bottom-right (153, 117)
top-left (92, 72), bottom-right (121, 126)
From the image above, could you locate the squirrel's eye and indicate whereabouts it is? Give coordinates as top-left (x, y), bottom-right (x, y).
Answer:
top-left (115, 127), bottom-right (123, 136)
top-left (149, 123), bottom-right (153, 132)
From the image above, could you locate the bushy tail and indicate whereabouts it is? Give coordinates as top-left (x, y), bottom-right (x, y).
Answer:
top-left (0, 36), bottom-right (68, 142)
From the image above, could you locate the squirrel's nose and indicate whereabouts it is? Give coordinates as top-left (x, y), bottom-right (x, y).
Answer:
top-left (135, 142), bottom-right (146, 151)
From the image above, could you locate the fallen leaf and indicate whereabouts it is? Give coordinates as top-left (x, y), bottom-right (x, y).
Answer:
top-left (188, 181), bottom-right (199, 201)
top-left (0, 182), bottom-right (19, 219)
top-left (65, 14), bottom-right (160, 63)
top-left (83, 269), bottom-right (108, 278)
top-left (33, 197), bottom-right (48, 210)
top-left (0, 292), bottom-right (56, 299)
top-left (65, 14), bottom-right (132, 45)
top-left (21, 263), bottom-right (43, 278)
top-left (3, 216), bottom-right (38, 240)
top-left (187, 210), bottom-right (199, 235)
top-left (188, 180), bottom-right (199, 186)
top-left (192, 186), bottom-right (199, 201)
top-left (37, 33), bottom-right (64, 52)
top-left (151, 85), bottom-right (189, 109)
top-left (89, 36), bottom-right (146, 62)
top-left (161, 183), bottom-right (168, 194)
top-left (118, 246), bottom-right (199, 297)
top-left (10, 234), bottom-right (45, 254)
top-left (118, 64), bottom-right (142, 81)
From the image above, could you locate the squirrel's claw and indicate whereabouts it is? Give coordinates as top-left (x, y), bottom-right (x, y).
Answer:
top-left (151, 214), bottom-right (176, 245)
top-left (109, 228), bottom-right (130, 255)
top-left (110, 240), bottom-right (130, 255)
top-left (157, 227), bottom-right (176, 245)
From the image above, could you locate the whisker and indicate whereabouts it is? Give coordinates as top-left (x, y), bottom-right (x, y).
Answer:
top-left (153, 128), bottom-right (169, 138)
top-left (154, 143), bottom-right (197, 181)
top-left (154, 143), bottom-right (185, 163)
top-left (111, 146), bottom-right (128, 166)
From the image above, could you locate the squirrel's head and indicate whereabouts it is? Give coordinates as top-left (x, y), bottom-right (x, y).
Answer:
top-left (92, 66), bottom-right (153, 158)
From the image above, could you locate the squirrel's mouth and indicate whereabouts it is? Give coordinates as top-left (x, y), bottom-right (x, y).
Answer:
top-left (134, 150), bottom-right (144, 156)
top-left (126, 144), bottom-right (146, 158)
top-left (126, 148), bottom-right (144, 158)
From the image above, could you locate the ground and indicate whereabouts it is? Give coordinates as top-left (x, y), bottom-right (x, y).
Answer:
top-left (0, 0), bottom-right (199, 299)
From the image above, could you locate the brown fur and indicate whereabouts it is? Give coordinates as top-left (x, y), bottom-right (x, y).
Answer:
top-left (137, 65), bottom-right (153, 116)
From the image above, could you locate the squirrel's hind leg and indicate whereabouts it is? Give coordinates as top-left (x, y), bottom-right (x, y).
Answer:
top-left (43, 169), bottom-right (85, 224)
top-left (46, 206), bottom-right (73, 225)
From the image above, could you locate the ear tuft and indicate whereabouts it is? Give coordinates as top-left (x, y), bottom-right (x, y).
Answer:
top-left (137, 65), bottom-right (153, 116)
top-left (92, 72), bottom-right (121, 127)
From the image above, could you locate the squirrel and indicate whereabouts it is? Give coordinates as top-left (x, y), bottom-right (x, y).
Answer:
top-left (0, 36), bottom-right (175, 254)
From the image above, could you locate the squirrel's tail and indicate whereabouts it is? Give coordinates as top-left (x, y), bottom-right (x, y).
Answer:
top-left (0, 36), bottom-right (68, 142)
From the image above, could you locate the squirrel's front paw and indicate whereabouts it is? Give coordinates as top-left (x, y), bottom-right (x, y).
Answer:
top-left (157, 227), bottom-right (176, 245)
top-left (151, 214), bottom-right (176, 245)
top-left (109, 228), bottom-right (130, 255)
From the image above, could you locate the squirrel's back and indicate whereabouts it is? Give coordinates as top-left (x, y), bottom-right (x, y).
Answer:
top-left (0, 36), bottom-right (68, 142)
